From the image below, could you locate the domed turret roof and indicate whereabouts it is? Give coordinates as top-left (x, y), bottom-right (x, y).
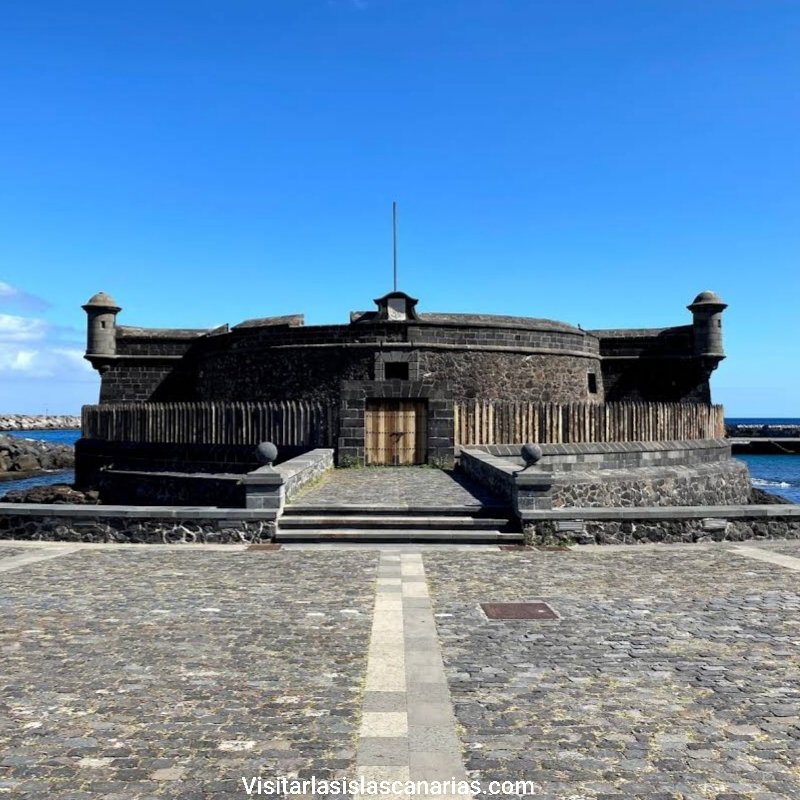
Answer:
top-left (689, 290), bottom-right (725, 306)
top-left (688, 290), bottom-right (727, 312)
top-left (83, 291), bottom-right (120, 309)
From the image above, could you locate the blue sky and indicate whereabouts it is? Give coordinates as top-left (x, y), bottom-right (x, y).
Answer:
top-left (0, 0), bottom-right (797, 415)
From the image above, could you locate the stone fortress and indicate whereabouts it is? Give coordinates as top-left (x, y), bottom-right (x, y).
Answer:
top-left (83, 289), bottom-right (727, 408)
top-left (72, 287), bottom-right (755, 531)
top-left (81, 288), bottom-right (728, 460)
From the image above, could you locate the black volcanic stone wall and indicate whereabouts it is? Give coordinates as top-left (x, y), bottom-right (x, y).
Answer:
top-left (602, 359), bottom-right (711, 403)
top-left (192, 349), bottom-right (602, 405)
top-left (98, 333), bottom-right (205, 402)
top-left (0, 514), bottom-right (273, 544)
top-left (549, 461), bottom-right (752, 508)
top-left (99, 320), bottom-right (605, 404)
top-left (406, 324), bottom-right (595, 352)
top-left (191, 348), bottom-right (375, 403)
top-left (418, 351), bottom-right (600, 402)
top-left (527, 518), bottom-right (800, 546)
top-left (96, 471), bottom-right (246, 507)
top-left (99, 362), bottom-right (178, 403)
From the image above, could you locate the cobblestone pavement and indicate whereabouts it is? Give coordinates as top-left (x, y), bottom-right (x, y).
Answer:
top-left (3, 541), bottom-right (800, 799)
top-left (0, 547), bottom-right (378, 799)
top-left (289, 468), bottom-right (506, 508)
top-left (424, 545), bottom-right (800, 800)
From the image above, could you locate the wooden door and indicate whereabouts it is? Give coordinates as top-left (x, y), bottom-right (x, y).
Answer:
top-left (365, 400), bottom-right (427, 465)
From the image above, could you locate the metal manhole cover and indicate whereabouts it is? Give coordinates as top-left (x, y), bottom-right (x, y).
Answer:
top-left (247, 543), bottom-right (282, 551)
top-left (480, 602), bottom-right (558, 620)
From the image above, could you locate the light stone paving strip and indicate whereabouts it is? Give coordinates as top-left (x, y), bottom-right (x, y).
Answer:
top-left (0, 545), bottom-right (80, 572)
top-left (358, 552), bottom-right (410, 795)
top-left (357, 550), bottom-right (473, 799)
top-left (731, 544), bottom-right (800, 572)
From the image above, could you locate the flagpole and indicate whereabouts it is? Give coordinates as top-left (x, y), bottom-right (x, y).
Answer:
top-left (392, 201), bottom-right (397, 292)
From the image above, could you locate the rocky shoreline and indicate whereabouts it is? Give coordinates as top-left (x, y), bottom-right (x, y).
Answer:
top-left (1, 483), bottom-right (99, 504)
top-left (0, 414), bottom-right (81, 431)
top-left (0, 433), bottom-right (75, 476)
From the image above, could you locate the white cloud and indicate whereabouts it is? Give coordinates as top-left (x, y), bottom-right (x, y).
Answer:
top-left (0, 310), bottom-right (93, 381)
top-left (0, 344), bottom-right (94, 379)
top-left (0, 347), bottom-right (38, 372)
top-left (0, 313), bottom-right (48, 342)
top-left (0, 293), bottom-right (97, 411)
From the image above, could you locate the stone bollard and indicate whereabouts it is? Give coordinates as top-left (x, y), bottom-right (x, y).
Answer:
top-left (242, 442), bottom-right (286, 513)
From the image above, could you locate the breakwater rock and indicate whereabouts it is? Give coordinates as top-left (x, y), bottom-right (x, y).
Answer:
top-left (0, 433), bottom-right (75, 474)
top-left (751, 487), bottom-right (793, 505)
top-left (0, 414), bottom-right (81, 431)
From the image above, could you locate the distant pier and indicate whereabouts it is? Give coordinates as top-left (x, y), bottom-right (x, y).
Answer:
top-left (727, 423), bottom-right (800, 455)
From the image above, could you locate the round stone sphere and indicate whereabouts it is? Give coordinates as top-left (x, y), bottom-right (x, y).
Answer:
top-left (520, 443), bottom-right (543, 466)
top-left (255, 441), bottom-right (279, 466)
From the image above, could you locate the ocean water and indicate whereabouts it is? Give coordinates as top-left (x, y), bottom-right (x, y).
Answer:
top-left (2, 426), bottom-right (799, 504)
top-left (0, 469), bottom-right (75, 494)
top-left (727, 418), bottom-right (800, 425)
top-left (4, 429), bottom-right (81, 446)
top-left (735, 454), bottom-right (800, 504)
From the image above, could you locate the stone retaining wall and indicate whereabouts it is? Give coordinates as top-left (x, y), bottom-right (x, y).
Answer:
top-left (281, 449), bottom-right (334, 497)
top-left (96, 470), bottom-right (245, 507)
top-left (458, 448), bottom-right (516, 502)
top-left (2, 502), bottom-right (799, 547)
top-left (459, 441), bottom-right (752, 512)
top-left (243, 449), bottom-right (334, 512)
top-left (0, 450), bottom-right (336, 541)
top-left (549, 461), bottom-right (751, 508)
top-left (84, 449), bottom-right (334, 509)
top-left (75, 439), bottom-right (311, 488)
top-left (0, 505), bottom-right (276, 544)
top-left (479, 439), bottom-right (732, 470)
top-left (521, 506), bottom-right (800, 546)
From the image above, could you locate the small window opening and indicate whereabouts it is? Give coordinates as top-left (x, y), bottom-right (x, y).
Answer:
top-left (100, 321), bottom-right (107, 328)
top-left (385, 362), bottom-right (409, 380)
top-left (588, 373), bottom-right (598, 394)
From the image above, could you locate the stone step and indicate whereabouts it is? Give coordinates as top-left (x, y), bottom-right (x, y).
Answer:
top-left (284, 504), bottom-right (508, 517)
top-left (274, 528), bottom-right (524, 543)
top-left (279, 514), bottom-right (514, 530)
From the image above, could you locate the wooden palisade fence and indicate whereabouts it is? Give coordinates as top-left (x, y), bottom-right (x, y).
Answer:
top-left (82, 401), bottom-right (338, 448)
top-left (84, 400), bottom-right (724, 448)
top-left (454, 400), bottom-right (725, 446)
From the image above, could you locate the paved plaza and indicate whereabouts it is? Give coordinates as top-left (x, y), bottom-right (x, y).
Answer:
top-left (1, 539), bottom-right (800, 799)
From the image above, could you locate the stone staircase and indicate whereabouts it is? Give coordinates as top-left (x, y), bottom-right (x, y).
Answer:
top-left (275, 503), bottom-right (523, 543)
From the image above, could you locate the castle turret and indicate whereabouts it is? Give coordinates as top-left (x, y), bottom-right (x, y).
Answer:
top-left (687, 290), bottom-right (727, 362)
top-left (83, 291), bottom-right (121, 362)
